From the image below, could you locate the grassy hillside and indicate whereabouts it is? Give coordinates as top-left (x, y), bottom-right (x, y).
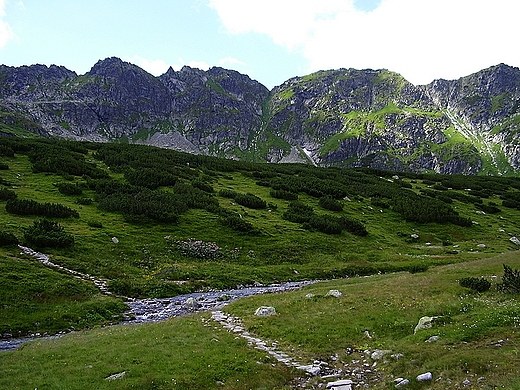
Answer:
top-left (1, 137), bottom-right (520, 335)
top-left (0, 137), bottom-right (520, 388)
top-left (1, 252), bottom-right (519, 389)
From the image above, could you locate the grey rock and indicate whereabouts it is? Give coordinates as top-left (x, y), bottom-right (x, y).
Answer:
top-left (510, 236), bottom-right (520, 246)
top-left (370, 349), bottom-right (392, 360)
top-left (326, 289), bottom-right (343, 298)
top-left (395, 378), bottom-right (410, 388)
top-left (254, 306), bottom-right (276, 316)
top-left (416, 372), bottom-right (433, 381)
top-left (105, 371), bottom-right (126, 381)
top-left (414, 316), bottom-right (439, 334)
top-left (2, 60), bottom-right (520, 174)
top-left (184, 297), bottom-right (199, 310)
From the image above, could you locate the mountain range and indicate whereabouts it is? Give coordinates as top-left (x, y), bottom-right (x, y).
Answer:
top-left (1, 57), bottom-right (519, 175)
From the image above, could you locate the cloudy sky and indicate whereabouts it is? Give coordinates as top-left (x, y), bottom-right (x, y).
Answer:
top-left (1, 0), bottom-right (518, 89)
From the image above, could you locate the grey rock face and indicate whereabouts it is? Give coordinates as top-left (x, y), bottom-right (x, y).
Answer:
top-left (1, 59), bottom-right (519, 174)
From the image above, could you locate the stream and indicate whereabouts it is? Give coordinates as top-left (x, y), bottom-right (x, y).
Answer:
top-left (1, 246), bottom-right (316, 350)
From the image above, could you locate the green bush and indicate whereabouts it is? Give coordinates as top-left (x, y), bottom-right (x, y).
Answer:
top-left (87, 220), bottom-right (103, 228)
top-left (191, 178), bottom-right (214, 193)
top-left (459, 277), bottom-right (491, 292)
top-left (270, 188), bottom-right (298, 200)
top-left (0, 187), bottom-right (17, 201)
top-left (304, 214), bottom-right (343, 234)
top-left (498, 264), bottom-right (520, 294)
top-left (339, 216), bottom-right (368, 236)
top-left (219, 212), bottom-right (256, 233)
top-left (6, 198), bottom-right (80, 218)
top-left (24, 219), bottom-right (75, 248)
top-left (56, 182), bottom-right (83, 195)
top-left (219, 189), bottom-right (238, 198)
top-left (0, 230), bottom-right (19, 246)
top-left (234, 193), bottom-right (266, 209)
top-left (282, 201), bottom-right (315, 223)
top-left (319, 196), bottom-right (343, 211)
top-left (76, 197), bottom-right (93, 205)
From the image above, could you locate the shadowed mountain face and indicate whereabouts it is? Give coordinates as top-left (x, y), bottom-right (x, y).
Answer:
top-left (1, 58), bottom-right (519, 175)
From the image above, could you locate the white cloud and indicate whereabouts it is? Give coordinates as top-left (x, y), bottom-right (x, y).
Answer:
top-left (219, 57), bottom-right (247, 67)
top-left (210, 0), bottom-right (520, 84)
top-left (0, 0), bottom-right (17, 49)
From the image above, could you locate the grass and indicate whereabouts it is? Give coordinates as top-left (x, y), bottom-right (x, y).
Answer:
top-left (0, 315), bottom-right (294, 389)
top-left (0, 138), bottom-right (520, 387)
top-left (224, 251), bottom-right (520, 389)
top-left (1, 252), bottom-right (519, 389)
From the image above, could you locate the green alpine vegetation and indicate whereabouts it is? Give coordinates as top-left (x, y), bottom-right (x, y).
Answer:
top-left (1, 137), bottom-right (520, 388)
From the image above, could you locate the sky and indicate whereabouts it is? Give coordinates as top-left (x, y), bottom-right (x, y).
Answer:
top-left (0, 0), bottom-right (519, 89)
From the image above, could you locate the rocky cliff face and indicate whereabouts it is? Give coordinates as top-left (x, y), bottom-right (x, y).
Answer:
top-left (424, 64), bottom-right (520, 174)
top-left (0, 58), bottom-right (519, 175)
top-left (262, 68), bottom-right (481, 174)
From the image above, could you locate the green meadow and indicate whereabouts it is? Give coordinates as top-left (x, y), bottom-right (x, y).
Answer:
top-left (1, 137), bottom-right (520, 388)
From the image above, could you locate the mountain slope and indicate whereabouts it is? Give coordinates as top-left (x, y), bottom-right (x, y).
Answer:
top-left (425, 63), bottom-right (520, 175)
top-left (1, 59), bottom-right (519, 174)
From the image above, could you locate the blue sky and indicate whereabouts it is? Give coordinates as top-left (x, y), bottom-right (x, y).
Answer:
top-left (1, 0), bottom-right (519, 89)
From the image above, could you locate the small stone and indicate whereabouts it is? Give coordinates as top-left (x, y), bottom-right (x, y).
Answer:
top-left (370, 349), bottom-right (392, 360)
top-left (477, 244), bottom-right (487, 248)
top-left (184, 297), bottom-right (199, 310)
top-left (326, 379), bottom-right (353, 388)
top-left (297, 365), bottom-right (321, 375)
top-left (111, 237), bottom-right (119, 244)
top-left (395, 378), bottom-right (409, 388)
top-left (411, 234), bottom-right (419, 239)
top-left (326, 289), bottom-right (343, 298)
top-left (414, 316), bottom-right (438, 334)
top-left (105, 371), bottom-right (126, 381)
top-left (425, 335), bottom-right (439, 343)
top-left (416, 372), bottom-right (433, 381)
top-left (510, 236), bottom-right (520, 246)
top-left (254, 306), bottom-right (276, 316)
top-left (305, 293), bottom-right (315, 298)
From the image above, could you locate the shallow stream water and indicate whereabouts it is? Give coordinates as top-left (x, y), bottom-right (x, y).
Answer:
top-left (1, 280), bottom-right (316, 351)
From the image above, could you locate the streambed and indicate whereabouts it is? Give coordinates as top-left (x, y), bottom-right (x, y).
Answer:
top-left (1, 279), bottom-right (316, 351)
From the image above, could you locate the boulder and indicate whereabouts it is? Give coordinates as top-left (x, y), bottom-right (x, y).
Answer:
top-left (510, 236), bottom-right (520, 246)
top-left (326, 379), bottom-right (353, 389)
top-left (416, 372), bottom-right (433, 381)
top-left (254, 306), bottom-right (276, 317)
top-left (371, 349), bottom-right (392, 360)
top-left (184, 297), bottom-right (199, 310)
top-left (326, 289), bottom-right (343, 298)
top-left (414, 316), bottom-right (438, 334)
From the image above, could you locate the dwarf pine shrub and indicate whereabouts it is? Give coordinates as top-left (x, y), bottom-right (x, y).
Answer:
top-left (459, 277), bottom-right (491, 292)
top-left (24, 219), bottom-right (74, 248)
top-left (0, 230), bottom-right (19, 246)
top-left (498, 264), bottom-right (520, 293)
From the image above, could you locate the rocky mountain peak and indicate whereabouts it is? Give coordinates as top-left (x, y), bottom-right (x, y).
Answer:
top-left (0, 60), bottom-right (519, 175)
